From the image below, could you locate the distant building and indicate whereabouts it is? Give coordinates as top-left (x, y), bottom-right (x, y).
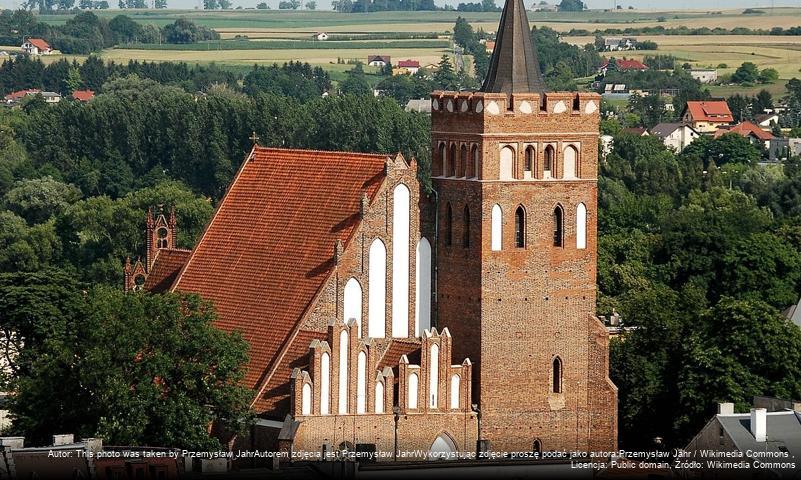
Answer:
top-left (3, 89), bottom-right (41, 106)
top-left (533, 2), bottom-right (557, 11)
top-left (396, 59), bottom-right (420, 74)
top-left (312, 32), bottom-right (328, 41)
top-left (622, 127), bottom-right (649, 136)
top-left (603, 37), bottom-right (637, 51)
top-left (598, 58), bottom-right (648, 75)
top-left (70, 89), bottom-right (95, 102)
top-left (651, 122), bottom-right (700, 152)
top-left (484, 40), bottom-right (495, 53)
top-left (41, 91), bottom-right (61, 104)
top-left (367, 55), bottom-right (390, 67)
top-left (21, 38), bottom-right (51, 55)
top-left (684, 400), bottom-right (801, 479)
top-left (770, 138), bottom-right (801, 161)
top-left (682, 100), bottom-right (733, 133)
top-left (754, 113), bottom-right (779, 130)
top-left (689, 69), bottom-right (718, 84)
top-left (714, 121), bottom-right (775, 149)
top-left (404, 98), bottom-right (431, 114)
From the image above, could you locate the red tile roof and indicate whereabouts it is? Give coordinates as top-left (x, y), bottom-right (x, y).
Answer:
top-left (600, 58), bottom-right (648, 71)
top-left (144, 249), bottom-right (192, 293)
top-left (71, 90), bottom-right (95, 102)
top-left (377, 338), bottom-right (421, 370)
top-left (397, 59), bottom-right (420, 68)
top-left (172, 146), bottom-right (389, 409)
top-left (685, 101), bottom-right (734, 123)
top-left (4, 89), bottom-right (40, 102)
top-left (27, 38), bottom-right (50, 51)
top-left (714, 121), bottom-right (775, 141)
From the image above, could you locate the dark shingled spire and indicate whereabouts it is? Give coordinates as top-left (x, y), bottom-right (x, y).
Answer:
top-left (481, 0), bottom-right (547, 94)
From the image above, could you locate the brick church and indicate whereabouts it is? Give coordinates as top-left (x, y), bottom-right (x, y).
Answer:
top-left (126, 0), bottom-right (617, 459)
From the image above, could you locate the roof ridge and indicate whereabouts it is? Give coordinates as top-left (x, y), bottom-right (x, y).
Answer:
top-left (254, 145), bottom-right (391, 159)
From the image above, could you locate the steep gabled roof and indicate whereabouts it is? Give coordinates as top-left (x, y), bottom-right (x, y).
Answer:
top-left (144, 249), bottom-right (191, 293)
top-left (71, 90), bottom-right (95, 102)
top-left (172, 147), bottom-right (389, 400)
top-left (715, 121), bottom-right (775, 141)
top-left (27, 38), bottom-right (50, 50)
top-left (397, 59), bottom-right (420, 68)
top-left (685, 101), bottom-right (733, 123)
top-left (650, 122), bottom-right (684, 138)
top-left (481, 0), bottom-right (546, 94)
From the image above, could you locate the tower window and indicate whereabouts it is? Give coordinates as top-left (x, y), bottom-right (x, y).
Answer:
top-left (514, 206), bottom-right (525, 248)
top-left (491, 204), bottom-right (502, 251)
top-left (553, 205), bottom-right (563, 247)
top-left (157, 227), bottom-right (168, 248)
top-left (445, 203), bottom-right (453, 246)
top-left (563, 145), bottom-right (578, 179)
top-left (552, 357), bottom-right (563, 393)
top-left (438, 143), bottom-right (446, 177)
top-left (472, 145), bottom-right (479, 179)
top-left (449, 144), bottom-right (457, 177)
top-left (524, 146), bottom-right (534, 172)
top-left (460, 144), bottom-right (468, 177)
top-left (463, 205), bottom-right (470, 248)
top-left (544, 145), bottom-right (554, 178)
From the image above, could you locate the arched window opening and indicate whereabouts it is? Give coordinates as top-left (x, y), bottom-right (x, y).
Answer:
top-left (514, 206), bottom-right (525, 248)
top-left (357, 351), bottom-right (367, 414)
top-left (449, 144), bottom-right (457, 177)
top-left (460, 144), bottom-right (468, 177)
top-left (576, 203), bottom-right (587, 250)
top-left (429, 433), bottom-right (457, 460)
top-left (408, 372), bottom-right (419, 409)
top-left (343, 278), bottom-right (362, 337)
top-left (462, 205), bottom-right (470, 248)
top-left (429, 343), bottom-right (439, 408)
top-left (552, 357), bottom-right (563, 394)
top-left (338, 330), bottom-right (349, 413)
top-left (553, 206), bottom-right (563, 247)
top-left (301, 383), bottom-right (312, 415)
top-left (533, 439), bottom-right (542, 456)
top-left (368, 239), bottom-right (386, 338)
top-left (392, 184), bottom-right (410, 339)
top-left (415, 238), bottom-right (432, 337)
top-left (563, 145), bottom-right (577, 179)
top-left (525, 146), bottom-right (534, 173)
top-left (450, 374), bottom-right (460, 409)
top-left (445, 203), bottom-right (453, 247)
top-left (491, 204), bottom-right (502, 251)
top-left (499, 145), bottom-right (515, 180)
top-left (572, 94), bottom-right (580, 111)
top-left (375, 381), bottom-right (385, 413)
top-left (320, 352), bottom-right (330, 415)
top-left (471, 144), bottom-right (479, 179)
top-left (544, 145), bottom-right (555, 179)
top-left (439, 143), bottom-right (447, 177)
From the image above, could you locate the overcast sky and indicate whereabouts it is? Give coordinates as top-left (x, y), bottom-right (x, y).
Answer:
top-left (0, 0), bottom-right (797, 16)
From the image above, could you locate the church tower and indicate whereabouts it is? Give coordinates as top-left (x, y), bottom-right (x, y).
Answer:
top-left (146, 205), bottom-right (177, 270)
top-left (431, 0), bottom-right (617, 453)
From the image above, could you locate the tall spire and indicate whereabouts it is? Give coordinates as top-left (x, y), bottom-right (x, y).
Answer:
top-left (481, 0), bottom-right (547, 94)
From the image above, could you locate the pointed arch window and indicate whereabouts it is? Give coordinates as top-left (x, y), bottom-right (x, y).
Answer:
top-left (576, 203), bottom-right (587, 249)
top-left (544, 145), bottom-right (555, 178)
top-left (408, 372), bottom-right (419, 409)
top-left (445, 203), bottom-right (453, 247)
top-left (449, 144), bottom-right (457, 177)
top-left (552, 205), bottom-right (563, 247)
top-left (463, 205), bottom-right (470, 248)
top-left (460, 144), bottom-right (468, 177)
top-left (491, 204), bottom-right (502, 251)
top-left (514, 206), bottom-right (525, 248)
top-left (439, 143), bottom-right (447, 177)
top-left (563, 145), bottom-right (577, 179)
top-left (524, 146), bottom-right (534, 173)
top-left (552, 356), bottom-right (563, 394)
top-left (471, 144), bottom-right (479, 179)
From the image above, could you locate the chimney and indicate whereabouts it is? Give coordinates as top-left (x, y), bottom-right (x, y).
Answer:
top-left (718, 402), bottom-right (734, 415)
top-left (750, 408), bottom-right (767, 442)
top-left (52, 434), bottom-right (74, 446)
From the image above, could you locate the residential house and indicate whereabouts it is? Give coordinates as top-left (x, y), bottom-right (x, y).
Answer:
top-left (404, 98), bottom-right (431, 114)
top-left (3, 89), bottom-right (41, 106)
top-left (20, 38), bottom-right (52, 55)
top-left (682, 100), bottom-right (733, 133)
top-left (41, 91), bottom-right (61, 104)
top-left (622, 127), bottom-right (649, 136)
top-left (754, 113), bottom-right (779, 130)
top-left (367, 55), bottom-right (390, 67)
top-left (689, 69), bottom-right (718, 84)
top-left (769, 138), bottom-right (801, 161)
top-left (714, 121), bottom-right (775, 149)
top-left (312, 32), bottom-right (328, 41)
top-left (651, 122), bottom-right (700, 152)
top-left (598, 58), bottom-right (648, 75)
top-left (484, 40), bottom-right (495, 53)
top-left (396, 59), bottom-right (420, 74)
top-left (70, 89), bottom-right (95, 102)
top-left (534, 2), bottom-right (557, 11)
top-left (684, 400), bottom-right (801, 479)
top-left (603, 37), bottom-right (637, 51)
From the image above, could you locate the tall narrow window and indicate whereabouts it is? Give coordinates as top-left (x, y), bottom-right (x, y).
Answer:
top-left (450, 374), bottom-right (460, 409)
top-left (563, 145), bottom-right (577, 179)
top-left (445, 203), bottom-right (453, 246)
top-left (375, 381), bottom-right (385, 413)
top-left (552, 357), bottom-right (563, 394)
top-left (357, 351), bottom-right (366, 414)
top-left (463, 205), bottom-right (470, 248)
top-left (439, 143), bottom-right (447, 177)
top-left (429, 343), bottom-right (439, 408)
top-left (392, 184), bottom-right (410, 338)
top-left (491, 204), bottom-right (502, 251)
top-left (500, 145), bottom-right (514, 180)
top-left (368, 239), bottom-right (386, 338)
top-left (338, 330), bottom-right (349, 413)
top-left (343, 278), bottom-right (362, 337)
top-left (471, 144), bottom-right (479, 179)
top-left (533, 439), bottom-right (542, 456)
top-left (408, 372), bottom-right (419, 409)
top-left (301, 383), bottom-right (312, 415)
top-left (576, 203), bottom-right (587, 249)
top-left (515, 206), bottom-right (525, 248)
top-left (544, 145), bottom-right (554, 178)
top-left (525, 146), bottom-right (534, 173)
top-left (553, 205), bottom-right (563, 247)
top-left (449, 144), bottom-right (457, 177)
top-left (320, 352), bottom-right (330, 415)
top-left (460, 144), bottom-right (468, 177)
top-left (415, 238), bottom-right (432, 337)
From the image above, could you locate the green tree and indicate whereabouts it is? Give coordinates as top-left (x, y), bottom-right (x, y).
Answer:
top-left (339, 63), bottom-right (372, 96)
top-left (758, 67), bottom-right (779, 84)
top-left (558, 0), bottom-right (585, 11)
top-left (65, 66), bottom-right (83, 92)
top-left (433, 55), bottom-right (458, 90)
top-left (305, 0), bottom-right (316, 8)
top-left (3, 271), bottom-right (253, 449)
top-left (3, 177), bottom-right (81, 225)
top-left (732, 61), bottom-right (759, 84)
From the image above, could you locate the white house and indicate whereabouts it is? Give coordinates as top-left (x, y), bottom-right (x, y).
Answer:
top-left (313, 32), bottom-right (328, 41)
top-left (21, 38), bottom-right (52, 55)
top-left (689, 69), bottom-right (717, 84)
top-left (367, 55), bottom-right (390, 67)
top-left (650, 122), bottom-right (700, 152)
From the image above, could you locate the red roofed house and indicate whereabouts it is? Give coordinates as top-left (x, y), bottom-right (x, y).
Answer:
top-left (3, 89), bottom-right (40, 105)
top-left (598, 57), bottom-right (648, 75)
top-left (397, 59), bottom-right (420, 74)
top-left (715, 120), bottom-right (776, 149)
top-left (71, 90), bottom-right (95, 102)
top-left (125, 0), bottom-right (617, 461)
top-left (21, 38), bottom-right (52, 55)
top-left (682, 100), bottom-right (734, 133)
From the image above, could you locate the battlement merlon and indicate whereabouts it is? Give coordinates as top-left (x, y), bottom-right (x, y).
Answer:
top-left (430, 91), bottom-right (601, 136)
